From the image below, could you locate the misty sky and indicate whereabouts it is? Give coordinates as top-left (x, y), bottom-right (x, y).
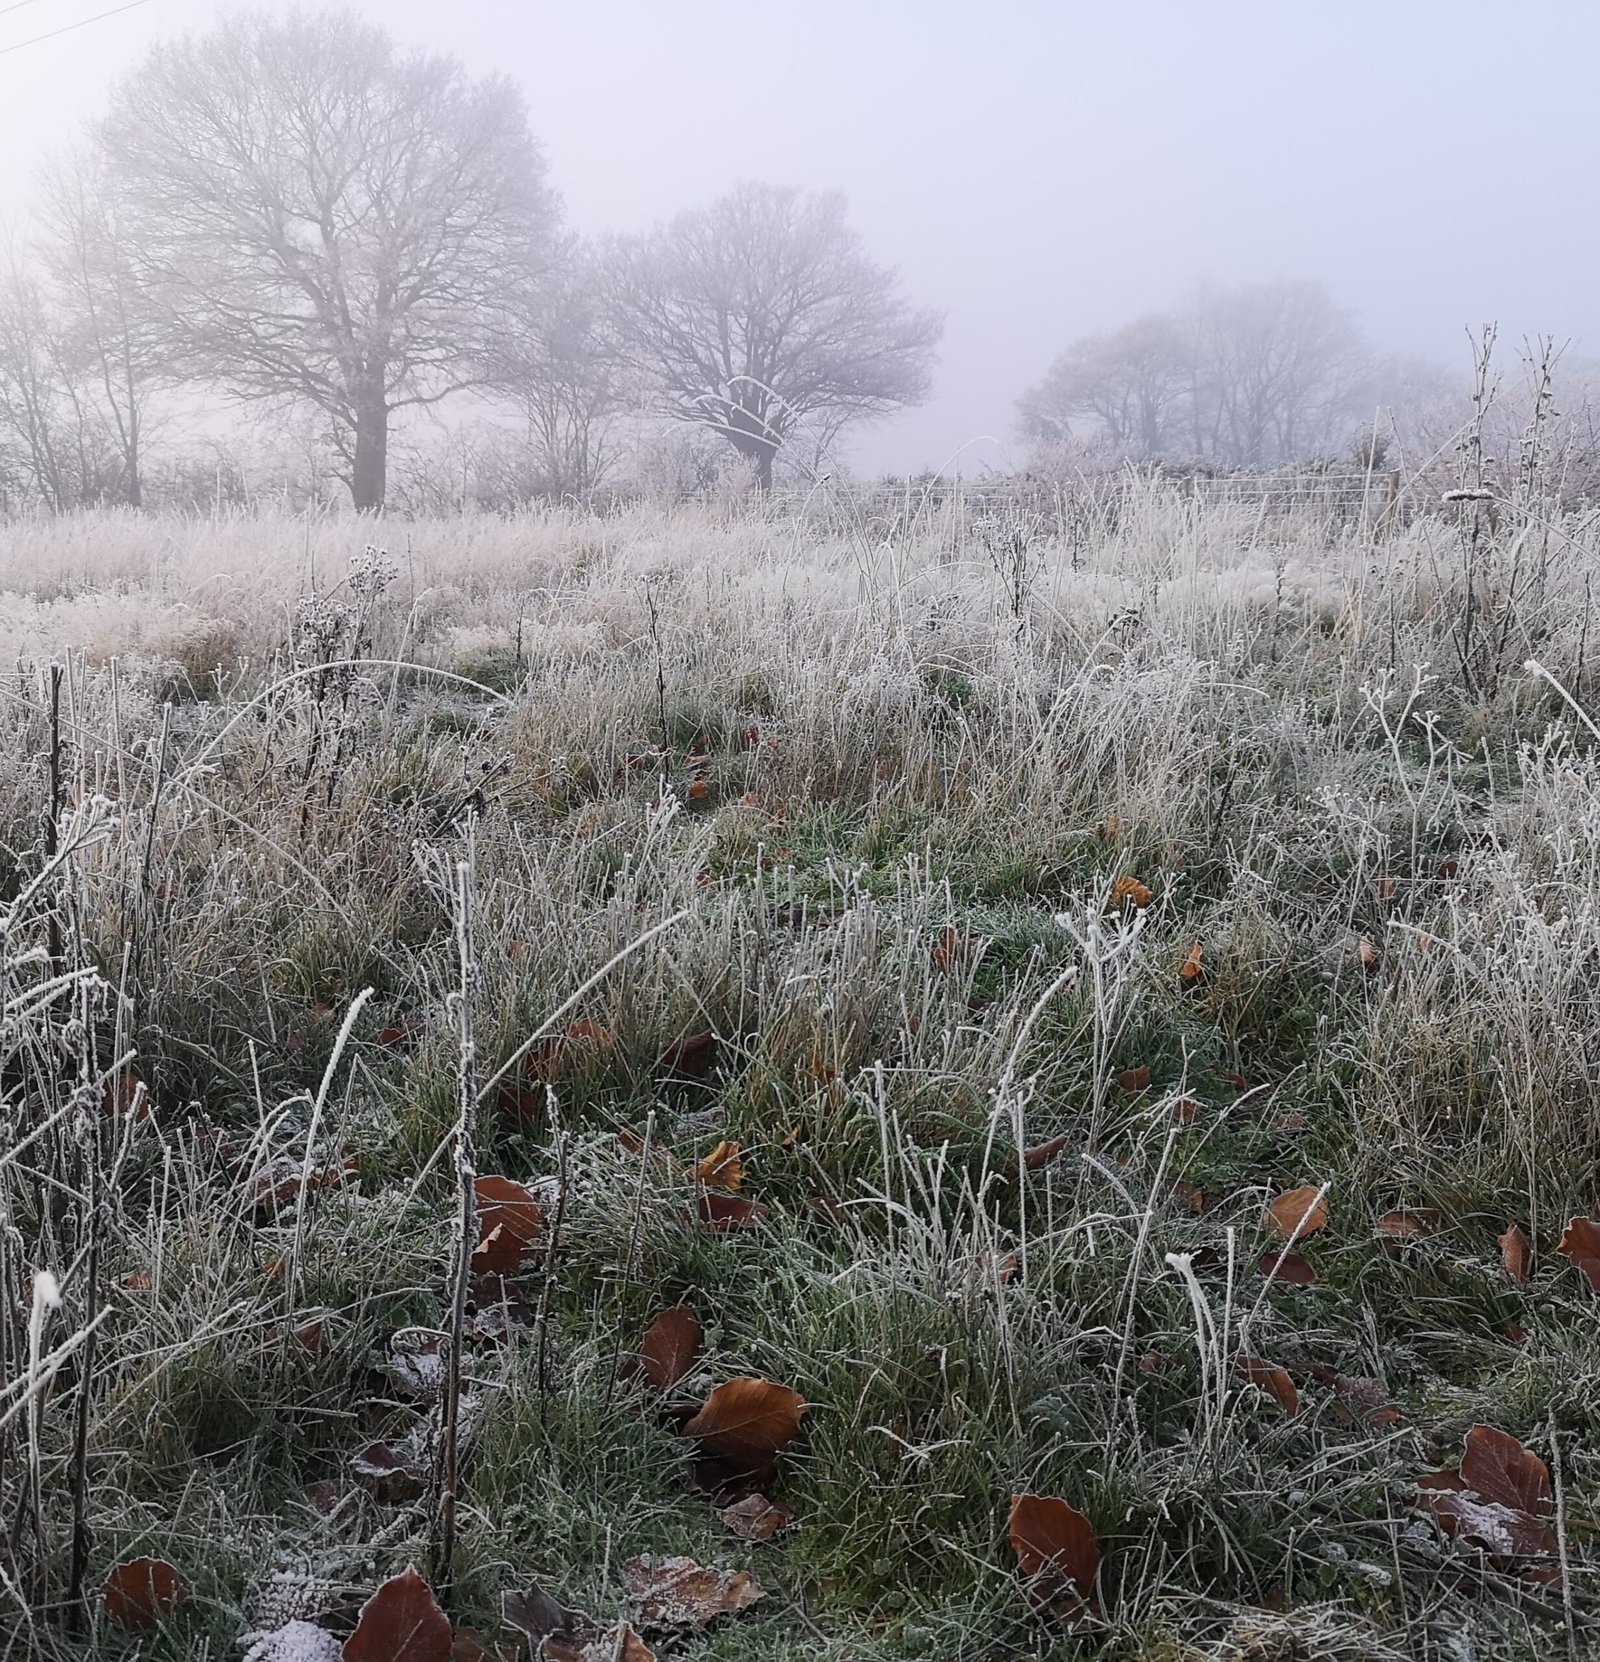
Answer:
top-left (2, 0), bottom-right (1595, 475)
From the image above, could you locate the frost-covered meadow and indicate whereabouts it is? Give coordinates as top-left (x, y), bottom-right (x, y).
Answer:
top-left (3, 485), bottom-right (1599, 1660)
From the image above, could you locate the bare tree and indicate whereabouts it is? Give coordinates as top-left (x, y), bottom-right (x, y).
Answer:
top-left (1184, 280), bottom-right (1367, 465)
top-left (493, 240), bottom-right (630, 498)
top-left (0, 252), bottom-right (124, 511)
top-left (606, 182), bottom-right (941, 489)
top-left (94, 9), bottom-right (559, 511)
top-left (1020, 279), bottom-right (1382, 469)
top-left (1017, 314), bottom-right (1188, 454)
top-left (36, 148), bottom-right (158, 507)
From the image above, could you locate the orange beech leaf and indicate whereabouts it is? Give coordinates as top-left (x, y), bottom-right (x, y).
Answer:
top-left (1557, 1217), bottom-right (1600, 1291)
top-left (103, 1558), bottom-right (186, 1631)
top-left (1109, 875), bottom-right (1152, 910)
top-left (1233, 1355), bottom-right (1299, 1414)
top-left (687, 779), bottom-right (710, 800)
top-left (1259, 1249), bottom-right (1318, 1286)
top-left (1266, 1185), bottom-right (1329, 1240)
top-left (639, 1307), bottom-right (703, 1391)
top-left (690, 1140), bottom-right (744, 1191)
top-left (1178, 942), bottom-right (1204, 984)
top-left (1022, 1135), bottom-right (1071, 1172)
top-left (681, 1378), bottom-right (806, 1475)
top-left (1377, 876), bottom-right (1397, 899)
top-left (1137, 1351), bottom-right (1171, 1376)
top-left (1357, 934), bottom-right (1380, 972)
top-left (1008, 1494), bottom-right (1100, 1614)
top-left (1460, 1424), bottom-right (1552, 1518)
top-left (1115, 1064), bottom-right (1151, 1093)
top-left (620, 1556), bottom-right (763, 1630)
top-left (1498, 1224), bottom-right (1532, 1284)
top-left (472, 1175), bottom-right (542, 1275)
top-left (1172, 1097), bottom-right (1199, 1125)
top-left (718, 1493), bottom-right (794, 1541)
top-left (344, 1565), bottom-right (450, 1662)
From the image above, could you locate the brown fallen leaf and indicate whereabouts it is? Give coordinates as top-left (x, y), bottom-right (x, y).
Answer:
top-left (1266, 1184), bottom-right (1329, 1240)
top-left (1115, 1065), bottom-right (1151, 1093)
top-left (1357, 934), bottom-right (1380, 972)
top-left (503, 1592), bottom-right (655, 1662)
top-left (344, 1565), bottom-right (450, 1662)
top-left (1170, 1178), bottom-right (1207, 1215)
top-left (1008, 1494), bottom-right (1100, 1615)
top-left (472, 1175), bottom-right (543, 1275)
top-left (660, 1031), bottom-right (717, 1077)
top-left (1313, 1369), bottom-right (1401, 1428)
top-left (1258, 1249), bottom-right (1318, 1286)
top-left (102, 1068), bottom-right (149, 1121)
top-left (305, 1480), bottom-right (347, 1515)
top-left (696, 1193), bottom-right (769, 1231)
top-left (104, 1557), bottom-right (186, 1631)
top-left (1557, 1216), bottom-right (1600, 1291)
top-left (1109, 875), bottom-right (1152, 910)
top-left (638, 1307), bottom-right (703, 1391)
top-left (1415, 1427), bottom-right (1558, 1568)
top-left (1233, 1355), bottom-right (1298, 1414)
top-left (1498, 1223), bottom-right (1532, 1284)
top-left (932, 925), bottom-right (960, 970)
top-left (450, 1631), bottom-right (516, 1662)
top-left (717, 1493), bottom-right (794, 1541)
top-left (501, 1588), bottom-right (582, 1649)
top-left (1178, 941), bottom-right (1204, 984)
top-left (1460, 1423), bottom-right (1552, 1518)
top-left (690, 1140), bottom-right (744, 1191)
top-left (1022, 1135), bottom-right (1071, 1171)
top-left (549, 1627), bottom-right (654, 1662)
top-left (681, 1378), bottom-right (806, 1482)
top-left (349, 1442), bottom-right (426, 1503)
top-left (621, 1556), bottom-right (763, 1631)
top-left (1375, 1209), bottom-right (1439, 1241)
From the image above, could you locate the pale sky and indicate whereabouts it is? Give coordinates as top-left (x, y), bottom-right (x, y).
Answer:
top-left (2, 0), bottom-right (1595, 474)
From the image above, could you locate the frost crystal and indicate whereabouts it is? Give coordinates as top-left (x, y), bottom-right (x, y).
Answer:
top-left (241, 1619), bottom-right (342, 1662)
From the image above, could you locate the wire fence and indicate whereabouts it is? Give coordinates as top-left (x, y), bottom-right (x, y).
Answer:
top-left (675, 467), bottom-right (1411, 542)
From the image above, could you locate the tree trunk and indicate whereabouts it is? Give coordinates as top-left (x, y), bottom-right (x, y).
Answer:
top-left (351, 397), bottom-right (389, 513)
top-left (753, 446), bottom-right (773, 492)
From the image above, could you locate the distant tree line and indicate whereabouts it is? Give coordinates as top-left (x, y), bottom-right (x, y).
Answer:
top-left (0, 8), bottom-right (941, 512)
top-left (1016, 280), bottom-right (1455, 470)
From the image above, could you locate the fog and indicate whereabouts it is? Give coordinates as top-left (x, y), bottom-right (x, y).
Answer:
top-left (1, 0), bottom-right (1595, 475)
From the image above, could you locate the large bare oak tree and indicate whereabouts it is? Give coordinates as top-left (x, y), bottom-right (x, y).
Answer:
top-left (95, 9), bottom-right (558, 510)
top-left (607, 182), bottom-right (941, 488)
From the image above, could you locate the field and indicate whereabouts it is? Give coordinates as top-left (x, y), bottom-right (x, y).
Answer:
top-left (3, 485), bottom-right (1599, 1661)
